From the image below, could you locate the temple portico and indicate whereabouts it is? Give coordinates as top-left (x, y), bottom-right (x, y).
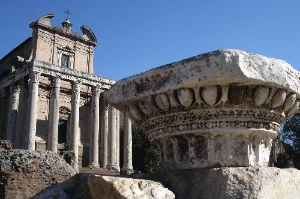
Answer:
top-left (0, 60), bottom-right (133, 172)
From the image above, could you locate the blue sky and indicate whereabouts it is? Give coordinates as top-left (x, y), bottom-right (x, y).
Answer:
top-left (1, 1), bottom-right (300, 80)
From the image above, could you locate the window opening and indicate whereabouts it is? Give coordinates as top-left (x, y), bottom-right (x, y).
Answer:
top-left (61, 54), bottom-right (70, 68)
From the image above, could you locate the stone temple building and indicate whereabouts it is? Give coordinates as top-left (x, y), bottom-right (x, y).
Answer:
top-left (0, 14), bottom-right (132, 173)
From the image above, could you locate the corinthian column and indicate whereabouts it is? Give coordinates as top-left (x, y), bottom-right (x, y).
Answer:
top-left (7, 82), bottom-right (21, 145)
top-left (70, 81), bottom-right (81, 171)
top-left (121, 112), bottom-right (134, 174)
top-left (26, 71), bottom-right (40, 150)
top-left (89, 85), bottom-right (101, 168)
top-left (47, 77), bottom-right (61, 153)
top-left (115, 109), bottom-right (120, 171)
top-left (106, 106), bottom-right (118, 172)
top-left (101, 101), bottom-right (109, 168)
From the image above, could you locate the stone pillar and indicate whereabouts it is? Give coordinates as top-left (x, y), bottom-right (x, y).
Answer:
top-left (26, 71), bottom-right (40, 150)
top-left (7, 82), bottom-right (21, 144)
top-left (106, 106), bottom-right (119, 172)
top-left (101, 101), bottom-right (109, 168)
top-left (121, 112), bottom-right (134, 174)
top-left (115, 109), bottom-right (120, 171)
top-left (70, 81), bottom-right (81, 171)
top-left (14, 80), bottom-right (25, 149)
top-left (47, 77), bottom-right (61, 153)
top-left (89, 85), bottom-right (101, 168)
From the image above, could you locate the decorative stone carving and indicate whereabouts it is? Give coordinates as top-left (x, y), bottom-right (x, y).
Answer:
top-left (201, 86), bottom-right (219, 106)
top-left (253, 86), bottom-right (269, 106)
top-left (154, 93), bottom-right (171, 112)
top-left (270, 89), bottom-right (286, 108)
top-left (106, 49), bottom-right (300, 170)
top-left (283, 93), bottom-right (297, 111)
top-left (177, 88), bottom-right (195, 108)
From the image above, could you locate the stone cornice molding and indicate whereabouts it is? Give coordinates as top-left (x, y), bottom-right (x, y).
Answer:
top-left (0, 60), bottom-right (115, 90)
top-left (107, 49), bottom-right (300, 109)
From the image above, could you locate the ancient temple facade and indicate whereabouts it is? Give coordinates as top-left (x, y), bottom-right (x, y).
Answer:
top-left (0, 14), bottom-right (132, 172)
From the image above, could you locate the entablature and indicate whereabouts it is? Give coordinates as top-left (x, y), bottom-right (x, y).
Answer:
top-left (0, 60), bottom-right (115, 90)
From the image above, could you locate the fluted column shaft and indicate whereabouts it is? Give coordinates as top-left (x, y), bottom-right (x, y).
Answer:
top-left (47, 77), bottom-right (61, 153)
top-left (121, 112), bottom-right (134, 174)
top-left (89, 85), bottom-right (101, 168)
top-left (26, 72), bottom-right (40, 150)
top-left (70, 81), bottom-right (81, 171)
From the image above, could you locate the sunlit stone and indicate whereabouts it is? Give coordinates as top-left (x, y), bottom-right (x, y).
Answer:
top-left (253, 86), bottom-right (269, 106)
top-left (106, 49), bottom-right (300, 170)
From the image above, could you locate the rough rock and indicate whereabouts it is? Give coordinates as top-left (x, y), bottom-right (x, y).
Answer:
top-left (142, 167), bottom-right (300, 199)
top-left (0, 149), bottom-right (76, 199)
top-left (33, 173), bottom-right (175, 199)
top-left (0, 140), bottom-right (12, 152)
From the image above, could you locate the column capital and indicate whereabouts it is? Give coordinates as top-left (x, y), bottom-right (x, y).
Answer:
top-left (29, 71), bottom-right (40, 83)
top-left (10, 82), bottom-right (21, 91)
top-left (93, 85), bottom-right (101, 97)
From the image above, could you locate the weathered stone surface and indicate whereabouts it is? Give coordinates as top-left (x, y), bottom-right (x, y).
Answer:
top-left (33, 174), bottom-right (175, 199)
top-left (108, 49), bottom-right (300, 106)
top-left (0, 149), bottom-right (76, 199)
top-left (138, 167), bottom-right (300, 199)
top-left (0, 140), bottom-right (12, 152)
top-left (105, 49), bottom-right (300, 170)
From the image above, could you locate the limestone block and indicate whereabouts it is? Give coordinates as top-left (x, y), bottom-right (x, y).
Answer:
top-left (151, 167), bottom-right (300, 199)
top-left (105, 49), bottom-right (300, 170)
top-left (33, 174), bottom-right (175, 199)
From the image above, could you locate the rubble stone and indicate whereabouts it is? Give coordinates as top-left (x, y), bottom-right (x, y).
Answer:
top-left (0, 149), bottom-right (76, 199)
top-left (0, 140), bottom-right (12, 152)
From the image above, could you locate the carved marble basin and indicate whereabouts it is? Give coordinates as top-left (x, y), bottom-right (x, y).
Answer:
top-left (106, 49), bottom-right (300, 170)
